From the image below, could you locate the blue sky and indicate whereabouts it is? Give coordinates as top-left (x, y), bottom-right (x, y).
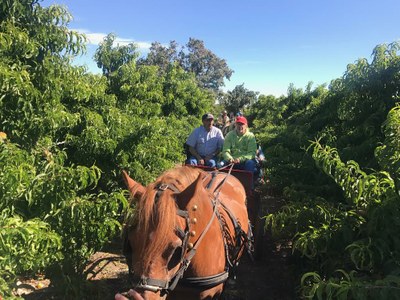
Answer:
top-left (43, 0), bottom-right (400, 96)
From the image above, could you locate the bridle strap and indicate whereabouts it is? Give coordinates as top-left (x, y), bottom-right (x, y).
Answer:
top-left (156, 182), bottom-right (180, 194)
top-left (168, 192), bottom-right (220, 291)
top-left (133, 276), bottom-right (169, 293)
top-left (180, 271), bottom-right (229, 287)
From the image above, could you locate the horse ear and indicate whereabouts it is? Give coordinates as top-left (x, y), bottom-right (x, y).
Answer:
top-left (177, 172), bottom-right (206, 209)
top-left (121, 170), bottom-right (146, 201)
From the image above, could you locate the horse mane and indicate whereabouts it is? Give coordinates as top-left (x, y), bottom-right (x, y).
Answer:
top-left (130, 166), bottom-right (203, 269)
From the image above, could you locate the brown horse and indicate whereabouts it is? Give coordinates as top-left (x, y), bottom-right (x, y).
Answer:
top-left (119, 165), bottom-right (252, 300)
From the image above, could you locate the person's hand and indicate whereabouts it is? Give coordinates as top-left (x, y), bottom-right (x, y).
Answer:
top-left (233, 158), bottom-right (241, 164)
top-left (115, 289), bottom-right (144, 300)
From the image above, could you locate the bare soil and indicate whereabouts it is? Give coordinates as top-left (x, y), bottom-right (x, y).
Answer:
top-left (20, 187), bottom-right (297, 300)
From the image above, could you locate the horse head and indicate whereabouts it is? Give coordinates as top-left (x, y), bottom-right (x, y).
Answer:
top-left (121, 166), bottom-right (251, 300)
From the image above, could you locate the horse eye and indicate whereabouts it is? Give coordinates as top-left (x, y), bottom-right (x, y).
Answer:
top-left (168, 247), bottom-right (183, 270)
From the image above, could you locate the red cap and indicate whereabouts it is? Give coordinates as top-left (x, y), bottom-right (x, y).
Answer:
top-left (236, 116), bottom-right (247, 125)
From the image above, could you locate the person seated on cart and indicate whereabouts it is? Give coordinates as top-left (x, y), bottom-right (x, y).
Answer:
top-left (185, 113), bottom-right (224, 168)
top-left (217, 110), bottom-right (230, 128)
top-left (218, 116), bottom-right (257, 176)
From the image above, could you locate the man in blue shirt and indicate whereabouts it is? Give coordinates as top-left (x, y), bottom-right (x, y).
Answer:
top-left (185, 113), bottom-right (224, 168)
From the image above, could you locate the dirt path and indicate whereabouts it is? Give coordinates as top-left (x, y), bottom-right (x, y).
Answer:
top-left (22, 188), bottom-right (296, 300)
top-left (221, 190), bottom-right (296, 300)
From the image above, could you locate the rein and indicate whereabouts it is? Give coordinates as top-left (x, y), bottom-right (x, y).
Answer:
top-left (129, 166), bottom-right (252, 296)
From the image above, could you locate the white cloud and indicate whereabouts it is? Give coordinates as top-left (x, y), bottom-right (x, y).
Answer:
top-left (74, 29), bottom-right (152, 50)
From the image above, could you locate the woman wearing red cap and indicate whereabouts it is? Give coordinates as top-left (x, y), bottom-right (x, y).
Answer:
top-left (219, 116), bottom-right (257, 179)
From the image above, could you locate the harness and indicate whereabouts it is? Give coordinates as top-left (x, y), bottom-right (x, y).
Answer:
top-left (128, 169), bottom-right (254, 296)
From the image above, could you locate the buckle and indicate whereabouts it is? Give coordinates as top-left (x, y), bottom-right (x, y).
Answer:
top-left (158, 183), bottom-right (169, 191)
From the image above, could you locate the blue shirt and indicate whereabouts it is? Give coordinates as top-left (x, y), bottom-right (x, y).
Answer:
top-left (186, 126), bottom-right (224, 157)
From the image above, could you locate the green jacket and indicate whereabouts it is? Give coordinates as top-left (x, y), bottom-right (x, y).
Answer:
top-left (222, 129), bottom-right (257, 163)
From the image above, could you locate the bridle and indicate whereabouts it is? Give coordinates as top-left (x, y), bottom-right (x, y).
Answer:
top-left (128, 169), bottom-right (253, 296)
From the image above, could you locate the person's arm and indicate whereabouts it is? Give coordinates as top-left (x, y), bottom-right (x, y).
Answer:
top-left (186, 128), bottom-right (205, 165)
top-left (186, 128), bottom-right (197, 149)
top-left (188, 146), bottom-right (205, 165)
top-left (215, 129), bottom-right (225, 157)
top-left (189, 146), bottom-right (201, 160)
